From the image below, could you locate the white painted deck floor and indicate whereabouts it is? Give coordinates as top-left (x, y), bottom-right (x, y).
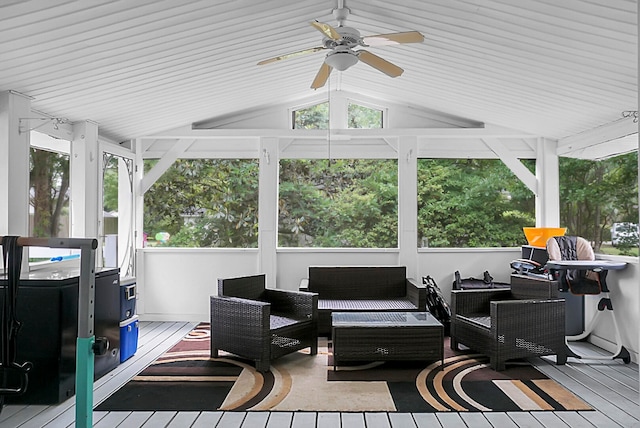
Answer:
top-left (0, 321), bottom-right (638, 428)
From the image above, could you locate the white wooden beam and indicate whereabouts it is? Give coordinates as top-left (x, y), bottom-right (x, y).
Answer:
top-left (140, 138), bottom-right (195, 194)
top-left (23, 109), bottom-right (74, 141)
top-left (482, 137), bottom-right (537, 194)
top-left (70, 121), bottom-right (100, 239)
top-left (535, 138), bottom-right (560, 227)
top-left (144, 125), bottom-right (535, 140)
top-left (0, 90), bottom-right (31, 240)
top-left (558, 118), bottom-right (637, 157)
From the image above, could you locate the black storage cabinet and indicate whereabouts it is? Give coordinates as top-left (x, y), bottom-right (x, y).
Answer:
top-left (0, 267), bottom-right (120, 404)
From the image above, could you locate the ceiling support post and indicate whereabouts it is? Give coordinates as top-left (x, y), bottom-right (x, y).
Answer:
top-left (398, 136), bottom-right (418, 279)
top-left (71, 121), bottom-right (100, 240)
top-left (0, 91), bottom-right (32, 241)
top-left (258, 137), bottom-right (279, 286)
top-left (535, 137), bottom-right (560, 227)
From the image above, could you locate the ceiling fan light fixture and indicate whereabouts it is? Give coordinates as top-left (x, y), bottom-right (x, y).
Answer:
top-left (324, 51), bottom-right (358, 71)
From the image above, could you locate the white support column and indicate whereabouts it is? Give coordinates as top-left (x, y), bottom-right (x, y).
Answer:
top-left (258, 137), bottom-right (279, 286)
top-left (0, 91), bottom-right (32, 240)
top-left (398, 136), bottom-right (418, 279)
top-left (535, 137), bottom-right (560, 227)
top-left (70, 121), bottom-right (100, 239)
top-left (133, 138), bottom-right (145, 313)
top-left (134, 139), bottom-right (145, 251)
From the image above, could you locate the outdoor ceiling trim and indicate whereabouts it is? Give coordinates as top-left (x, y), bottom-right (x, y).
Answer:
top-left (557, 119), bottom-right (638, 157)
top-left (482, 137), bottom-right (537, 194)
top-left (141, 138), bottom-right (196, 194)
top-left (142, 126), bottom-right (535, 140)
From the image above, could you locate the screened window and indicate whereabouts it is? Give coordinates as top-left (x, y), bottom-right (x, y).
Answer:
top-left (348, 103), bottom-right (382, 128)
top-left (292, 101), bottom-right (383, 129)
top-left (279, 159), bottom-right (398, 247)
top-left (293, 102), bottom-right (328, 129)
top-left (143, 159), bottom-right (259, 248)
top-left (559, 151), bottom-right (638, 256)
top-left (29, 147), bottom-right (70, 240)
top-left (417, 159), bottom-right (535, 247)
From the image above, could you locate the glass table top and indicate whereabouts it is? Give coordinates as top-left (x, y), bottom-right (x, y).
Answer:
top-left (331, 311), bottom-right (441, 327)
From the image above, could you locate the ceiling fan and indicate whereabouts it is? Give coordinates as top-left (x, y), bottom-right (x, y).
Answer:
top-left (257, 1), bottom-right (424, 89)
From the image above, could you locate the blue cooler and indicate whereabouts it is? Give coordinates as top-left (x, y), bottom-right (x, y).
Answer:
top-left (120, 315), bottom-right (139, 363)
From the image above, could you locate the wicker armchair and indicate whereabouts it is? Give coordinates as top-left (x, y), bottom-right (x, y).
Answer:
top-left (210, 274), bottom-right (318, 372)
top-left (450, 276), bottom-right (566, 371)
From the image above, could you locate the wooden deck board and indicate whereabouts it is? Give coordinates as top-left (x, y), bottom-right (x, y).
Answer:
top-left (365, 412), bottom-right (392, 428)
top-left (459, 412), bottom-right (494, 427)
top-left (0, 321), bottom-right (637, 428)
top-left (387, 413), bottom-right (414, 428)
top-left (411, 413), bottom-right (440, 428)
top-left (191, 411), bottom-right (224, 427)
top-left (116, 411), bottom-right (154, 427)
top-left (291, 412), bottom-right (318, 428)
top-left (533, 357), bottom-right (638, 427)
top-left (482, 412), bottom-right (520, 427)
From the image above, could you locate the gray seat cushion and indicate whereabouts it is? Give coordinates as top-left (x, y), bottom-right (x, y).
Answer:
top-left (318, 298), bottom-right (417, 311)
top-left (458, 314), bottom-right (492, 329)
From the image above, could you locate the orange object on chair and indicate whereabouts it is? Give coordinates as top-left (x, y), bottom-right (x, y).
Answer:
top-left (522, 227), bottom-right (566, 248)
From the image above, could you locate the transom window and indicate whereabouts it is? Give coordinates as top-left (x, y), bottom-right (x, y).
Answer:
top-left (292, 101), bottom-right (383, 129)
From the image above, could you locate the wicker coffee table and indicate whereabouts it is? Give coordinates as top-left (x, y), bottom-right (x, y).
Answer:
top-left (331, 311), bottom-right (444, 371)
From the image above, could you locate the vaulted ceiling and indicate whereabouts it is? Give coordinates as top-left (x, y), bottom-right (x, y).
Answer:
top-left (0, 0), bottom-right (637, 154)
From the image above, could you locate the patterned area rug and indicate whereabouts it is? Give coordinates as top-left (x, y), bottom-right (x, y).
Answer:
top-left (96, 322), bottom-right (592, 413)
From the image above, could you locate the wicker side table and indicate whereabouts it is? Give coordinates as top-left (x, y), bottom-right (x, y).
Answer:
top-left (331, 311), bottom-right (443, 371)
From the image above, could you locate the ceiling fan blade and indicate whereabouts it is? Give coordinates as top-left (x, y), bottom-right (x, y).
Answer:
top-left (363, 31), bottom-right (424, 46)
top-left (310, 20), bottom-right (342, 40)
top-left (358, 50), bottom-right (404, 77)
top-left (257, 46), bottom-right (325, 65)
top-left (311, 62), bottom-right (333, 89)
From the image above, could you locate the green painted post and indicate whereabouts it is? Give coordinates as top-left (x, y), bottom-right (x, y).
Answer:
top-left (75, 336), bottom-right (95, 428)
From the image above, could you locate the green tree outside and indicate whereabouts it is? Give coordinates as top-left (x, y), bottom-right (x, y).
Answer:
top-left (278, 159), bottom-right (398, 247)
top-left (559, 152), bottom-right (638, 254)
top-left (30, 148), bottom-right (69, 238)
top-left (417, 159), bottom-right (535, 247)
top-left (143, 159), bottom-right (259, 247)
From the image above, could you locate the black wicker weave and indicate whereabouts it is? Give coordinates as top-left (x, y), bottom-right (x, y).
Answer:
top-left (331, 311), bottom-right (443, 370)
top-left (450, 274), bottom-right (567, 371)
top-left (299, 266), bottom-right (427, 336)
top-left (211, 274), bottom-right (318, 372)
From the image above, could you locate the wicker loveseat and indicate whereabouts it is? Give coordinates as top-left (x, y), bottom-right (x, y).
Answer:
top-left (450, 275), bottom-right (567, 371)
top-left (211, 274), bottom-right (318, 372)
top-left (299, 266), bottom-right (427, 336)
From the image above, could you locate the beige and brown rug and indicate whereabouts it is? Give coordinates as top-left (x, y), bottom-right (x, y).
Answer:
top-left (96, 323), bottom-right (592, 413)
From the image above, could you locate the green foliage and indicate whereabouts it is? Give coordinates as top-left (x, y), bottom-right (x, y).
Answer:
top-left (348, 103), bottom-right (382, 128)
top-left (102, 155), bottom-right (119, 212)
top-left (293, 102), bottom-right (382, 130)
top-left (559, 152), bottom-right (638, 251)
top-left (29, 148), bottom-right (69, 237)
top-left (138, 150), bottom-right (637, 250)
top-left (278, 159), bottom-right (398, 247)
top-left (294, 102), bottom-right (328, 129)
top-left (143, 159), bottom-right (259, 247)
top-left (417, 159), bottom-right (535, 247)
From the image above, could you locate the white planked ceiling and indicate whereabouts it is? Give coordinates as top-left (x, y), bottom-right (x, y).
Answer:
top-left (0, 0), bottom-right (637, 146)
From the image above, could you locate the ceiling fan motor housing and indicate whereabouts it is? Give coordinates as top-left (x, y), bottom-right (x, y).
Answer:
top-left (335, 26), bottom-right (361, 46)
